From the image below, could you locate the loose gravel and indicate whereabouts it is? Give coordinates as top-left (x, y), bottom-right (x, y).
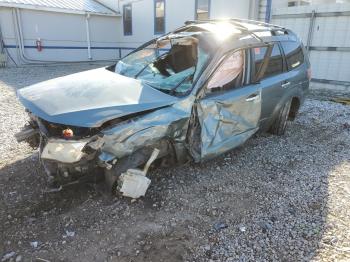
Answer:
top-left (0, 65), bottom-right (349, 262)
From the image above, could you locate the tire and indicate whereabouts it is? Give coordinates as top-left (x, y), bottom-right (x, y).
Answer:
top-left (269, 99), bottom-right (292, 136)
top-left (104, 168), bottom-right (119, 195)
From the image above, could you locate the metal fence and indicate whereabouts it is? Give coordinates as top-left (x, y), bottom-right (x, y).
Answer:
top-left (265, 3), bottom-right (350, 90)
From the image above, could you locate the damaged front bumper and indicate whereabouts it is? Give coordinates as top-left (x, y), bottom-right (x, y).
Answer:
top-left (15, 95), bottom-right (193, 194)
top-left (15, 121), bottom-right (107, 186)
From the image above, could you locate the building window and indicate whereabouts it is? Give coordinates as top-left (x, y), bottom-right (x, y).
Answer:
top-left (123, 4), bottom-right (132, 35)
top-left (288, 0), bottom-right (311, 7)
top-left (154, 0), bottom-right (165, 34)
top-left (195, 0), bottom-right (210, 20)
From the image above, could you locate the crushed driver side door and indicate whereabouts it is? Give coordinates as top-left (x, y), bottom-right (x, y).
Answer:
top-left (193, 48), bottom-right (263, 160)
top-left (197, 84), bottom-right (262, 160)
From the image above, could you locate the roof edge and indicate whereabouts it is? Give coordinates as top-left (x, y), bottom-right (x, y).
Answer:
top-left (0, 2), bottom-right (121, 17)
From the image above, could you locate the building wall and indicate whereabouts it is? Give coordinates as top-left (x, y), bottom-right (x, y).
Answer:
top-left (0, 7), bottom-right (120, 65)
top-left (103, 0), bottom-right (256, 56)
top-left (1, 0), bottom-right (258, 66)
top-left (210, 0), bottom-right (251, 19)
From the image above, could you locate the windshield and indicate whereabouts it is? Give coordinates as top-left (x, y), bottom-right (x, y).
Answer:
top-left (115, 32), bottom-right (211, 96)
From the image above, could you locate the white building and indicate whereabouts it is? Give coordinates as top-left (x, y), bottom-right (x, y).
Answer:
top-left (99, 0), bottom-right (260, 57)
top-left (0, 0), bottom-right (261, 66)
top-left (0, 0), bottom-right (121, 65)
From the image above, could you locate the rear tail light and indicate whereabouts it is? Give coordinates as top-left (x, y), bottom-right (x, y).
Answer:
top-left (307, 68), bottom-right (312, 81)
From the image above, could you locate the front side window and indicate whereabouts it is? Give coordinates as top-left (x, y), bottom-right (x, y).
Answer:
top-left (196, 0), bottom-right (210, 20)
top-left (281, 41), bottom-right (304, 70)
top-left (123, 4), bottom-right (132, 35)
top-left (207, 50), bottom-right (245, 91)
top-left (115, 34), bottom-right (211, 96)
top-left (154, 0), bottom-right (165, 34)
top-left (253, 44), bottom-right (283, 80)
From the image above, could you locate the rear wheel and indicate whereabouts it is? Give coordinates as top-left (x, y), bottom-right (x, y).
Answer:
top-left (269, 99), bottom-right (292, 136)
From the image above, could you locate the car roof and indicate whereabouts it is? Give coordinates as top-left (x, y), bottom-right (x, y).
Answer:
top-left (184, 19), bottom-right (299, 45)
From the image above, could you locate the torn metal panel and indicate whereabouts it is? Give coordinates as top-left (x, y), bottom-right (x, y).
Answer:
top-left (101, 96), bottom-right (195, 159)
top-left (197, 85), bottom-right (262, 160)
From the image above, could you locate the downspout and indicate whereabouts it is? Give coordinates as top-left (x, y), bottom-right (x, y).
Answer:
top-left (249, 0), bottom-right (260, 20)
top-left (85, 13), bottom-right (92, 60)
top-left (265, 0), bottom-right (272, 23)
top-left (13, 8), bottom-right (27, 63)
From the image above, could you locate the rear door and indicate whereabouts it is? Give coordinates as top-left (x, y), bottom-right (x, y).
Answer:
top-left (251, 44), bottom-right (287, 122)
top-left (194, 49), bottom-right (262, 160)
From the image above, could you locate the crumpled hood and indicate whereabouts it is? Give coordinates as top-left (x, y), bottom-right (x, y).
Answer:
top-left (17, 68), bottom-right (178, 127)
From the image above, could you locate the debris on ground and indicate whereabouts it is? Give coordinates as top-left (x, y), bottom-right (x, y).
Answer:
top-left (30, 242), bottom-right (39, 249)
top-left (331, 97), bottom-right (350, 105)
top-left (213, 222), bottom-right (229, 231)
top-left (63, 230), bottom-right (75, 238)
top-left (1, 252), bottom-right (16, 262)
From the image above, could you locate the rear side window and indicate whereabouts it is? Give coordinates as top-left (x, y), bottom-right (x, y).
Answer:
top-left (253, 44), bottom-right (283, 80)
top-left (281, 41), bottom-right (304, 70)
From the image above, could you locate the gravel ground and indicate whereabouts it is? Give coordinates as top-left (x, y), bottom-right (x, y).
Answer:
top-left (0, 65), bottom-right (350, 262)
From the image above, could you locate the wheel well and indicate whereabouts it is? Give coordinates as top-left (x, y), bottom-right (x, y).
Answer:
top-left (288, 97), bottom-right (300, 121)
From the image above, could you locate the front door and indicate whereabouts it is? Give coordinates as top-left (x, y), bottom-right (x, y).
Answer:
top-left (191, 49), bottom-right (262, 161)
top-left (197, 84), bottom-right (262, 160)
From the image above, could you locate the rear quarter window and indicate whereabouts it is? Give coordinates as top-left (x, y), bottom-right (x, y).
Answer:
top-left (281, 41), bottom-right (304, 70)
top-left (253, 44), bottom-right (283, 80)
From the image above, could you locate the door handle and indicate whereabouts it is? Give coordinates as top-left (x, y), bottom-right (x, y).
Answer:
top-left (282, 82), bottom-right (291, 88)
top-left (245, 94), bottom-right (260, 102)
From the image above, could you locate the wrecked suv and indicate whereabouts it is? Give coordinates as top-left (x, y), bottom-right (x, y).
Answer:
top-left (16, 19), bottom-right (310, 195)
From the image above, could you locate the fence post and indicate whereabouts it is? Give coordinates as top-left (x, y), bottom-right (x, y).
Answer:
top-left (306, 10), bottom-right (316, 57)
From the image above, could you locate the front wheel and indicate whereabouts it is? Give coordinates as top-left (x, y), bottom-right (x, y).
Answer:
top-left (269, 99), bottom-right (292, 136)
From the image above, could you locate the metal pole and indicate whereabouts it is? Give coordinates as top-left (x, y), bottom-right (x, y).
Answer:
top-left (265, 0), bottom-right (272, 23)
top-left (85, 13), bottom-right (92, 60)
top-left (306, 10), bottom-right (316, 57)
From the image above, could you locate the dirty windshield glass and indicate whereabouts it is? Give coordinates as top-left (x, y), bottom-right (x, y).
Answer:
top-left (115, 33), bottom-right (210, 96)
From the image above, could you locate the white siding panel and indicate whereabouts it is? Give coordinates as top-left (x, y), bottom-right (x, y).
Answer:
top-left (210, 0), bottom-right (250, 19)
top-left (312, 15), bottom-right (350, 47)
top-left (20, 9), bottom-right (86, 43)
top-left (89, 15), bottom-right (119, 43)
top-left (310, 51), bottom-right (350, 81)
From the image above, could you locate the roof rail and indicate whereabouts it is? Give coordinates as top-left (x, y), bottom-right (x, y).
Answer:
top-left (185, 18), bottom-right (285, 31)
top-left (184, 19), bottom-right (264, 43)
top-left (229, 18), bottom-right (284, 29)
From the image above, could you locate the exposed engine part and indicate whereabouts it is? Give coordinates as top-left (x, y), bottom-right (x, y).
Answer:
top-left (14, 125), bottom-right (40, 148)
top-left (118, 148), bottom-right (160, 199)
